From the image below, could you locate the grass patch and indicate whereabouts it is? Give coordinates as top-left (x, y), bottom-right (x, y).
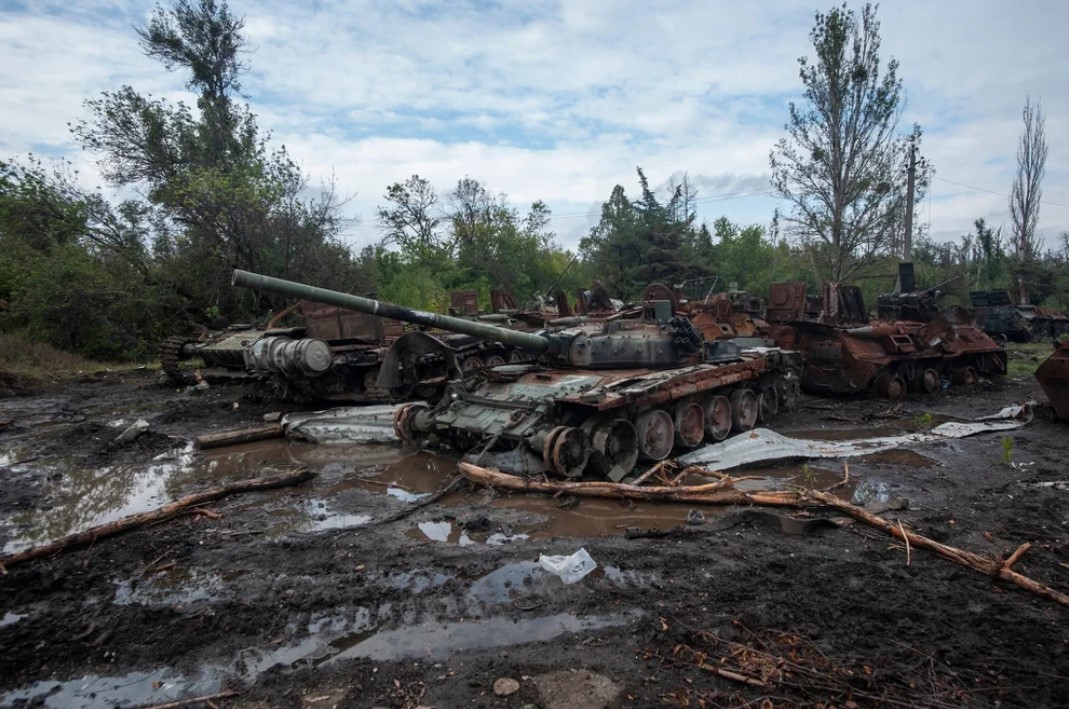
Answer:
top-left (0, 332), bottom-right (129, 384)
top-left (1005, 342), bottom-right (1056, 377)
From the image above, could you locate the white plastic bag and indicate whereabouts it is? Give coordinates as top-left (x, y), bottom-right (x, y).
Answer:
top-left (538, 547), bottom-right (597, 585)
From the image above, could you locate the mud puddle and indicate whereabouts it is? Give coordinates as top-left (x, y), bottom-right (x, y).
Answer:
top-left (0, 438), bottom-right (403, 554)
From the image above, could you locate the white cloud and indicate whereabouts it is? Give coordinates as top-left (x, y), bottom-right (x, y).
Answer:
top-left (1, 0), bottom-right (1065, 257)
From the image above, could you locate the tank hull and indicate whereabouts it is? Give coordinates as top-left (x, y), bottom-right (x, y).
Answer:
top-left (1036, 342), bottom-right (1069, 420)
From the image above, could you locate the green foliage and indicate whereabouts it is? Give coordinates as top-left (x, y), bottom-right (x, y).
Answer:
top-left (912, 412), bottom-right (934, 428)
top-left (771, 3), bottom-right (928, 282)
top-left (581, 168), bottom-right (711, 299)
top-left (1001, 436), bottom-right (1014, 465)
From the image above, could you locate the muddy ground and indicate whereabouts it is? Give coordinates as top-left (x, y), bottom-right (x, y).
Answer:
top-left (0, 365), bottom-right (1066, 708)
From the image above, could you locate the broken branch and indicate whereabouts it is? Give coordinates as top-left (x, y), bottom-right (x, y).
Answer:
top-left (0, 468), bottom-right (317, 569)
top-left (137, 689), bottom-right (239, 709)
top-left (195, 423), bottom-right (284, 449)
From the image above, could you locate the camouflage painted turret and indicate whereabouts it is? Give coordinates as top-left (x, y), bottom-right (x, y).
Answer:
top-left (232, 269), bottom-right (803, 480)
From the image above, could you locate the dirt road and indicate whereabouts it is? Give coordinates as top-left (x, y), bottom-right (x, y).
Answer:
top-left (1, 370), bottom-right (1066, 707)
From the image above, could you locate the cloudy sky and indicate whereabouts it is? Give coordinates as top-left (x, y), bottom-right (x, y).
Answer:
top-left (2, 0), bottom-right (1066, 255)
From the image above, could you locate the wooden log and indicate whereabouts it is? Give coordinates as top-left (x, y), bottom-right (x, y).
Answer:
top-left (137, 689), bottom-right (239, 709)
top-left (0, 468), bottom-right (317, 568)
top-left (458, 462), bottom-right (1069, 608)
top-left (457, 462), bottom-right (800, 507)
top-left (195, 423), bottom-right (285, 449)
top-left (798, 489), bottom-right (1069, 607)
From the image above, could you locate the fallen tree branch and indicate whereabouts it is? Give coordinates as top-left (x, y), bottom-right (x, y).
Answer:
top-left (798, 489), bottom-right (1069, 607)
top-left (371, 475), bottom-right (464, 526)
top-left (195, 423), bottom-right (284, 449)
top-left (457, 462), bottom-right (797, 507)
top-left (458, 462), bottom-right (1069, 608)
top-left (0, 468), bottom-right (317, 568)
top-left (136, 689), bottom-right (239, 709)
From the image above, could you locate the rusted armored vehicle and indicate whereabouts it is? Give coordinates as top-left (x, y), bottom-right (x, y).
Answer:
top-left (160, 301), bottom-right (416, 402)
top-left (161, 298), bottom-right (489, 403)
top-left (970, 290), bottom-right (1069, 342)
top-left (764, 264), bottom-right (1006, 399)
top-left (232, 269), bottom-right (804, 480)
top-left (1036, 341), bottom-right (1069, 420)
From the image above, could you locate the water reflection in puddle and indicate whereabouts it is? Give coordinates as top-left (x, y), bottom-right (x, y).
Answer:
top-left (330, 611), bottom-right (641, 662)
top-left (1, 669), bottom-right (212, 709)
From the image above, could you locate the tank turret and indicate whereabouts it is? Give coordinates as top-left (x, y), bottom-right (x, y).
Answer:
top-left (232, 269), bottom-right (803, 480)
top-left (233, 270), bottom-right (705, 370)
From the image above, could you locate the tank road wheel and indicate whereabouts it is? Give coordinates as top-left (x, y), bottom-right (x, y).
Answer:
top-left (874, 372), bottom-right (908, 401)
top-left (703, 395), bottom-right (733, 442)
top-left (392, 402), bottom-right (428, 441)
top-left (758, 385), bottom-right (779, 425)
top-left (729, 389), bottom-right (758, 432)
top-left (916, 368), bottom-right (940, 394)
top-left (461, 356), bottom-right (485, 372)
top-left (581, 417), bottom-right (639, 482)
top-left (508, 350), bottom-right (527, 363)
top-left (541, 426), bottom-right (590, 478)
top-left (951, 366), bottom-right (979, 386)
top-left (485, 355), bottom-right (506, 368)
top-left (671, 402), bottom-right (705, 448)
top-left (635, 409), bottom-right (675, 461)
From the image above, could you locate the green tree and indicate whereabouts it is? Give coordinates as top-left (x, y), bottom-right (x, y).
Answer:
top-left (770, 3), bottom-right (927, 282)
top-left (72, 0), bottom-right (353, 318)
top-left (581, 168), bottom-right (710, 298)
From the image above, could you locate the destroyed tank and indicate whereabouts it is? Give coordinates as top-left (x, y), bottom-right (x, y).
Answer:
top-left (969, 290), bottom-right (1069, 342)
top-left (764, 264), bottom-right (1006, 399)
top-left (160, 301), bottom-right (445, 403)
top-left (232, 269), bottom-right (803, 480)
top-left (1035, 341), bottom-right (1069, 421)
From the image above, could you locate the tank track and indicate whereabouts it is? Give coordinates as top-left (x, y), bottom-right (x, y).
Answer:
top-left (159, 335), bottom-right (193, 384)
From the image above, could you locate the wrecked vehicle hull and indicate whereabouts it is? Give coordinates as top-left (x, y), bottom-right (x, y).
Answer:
top-left (765, 270), bottom-right (1006, 399)
top-left (1035, 341), bottom-right (1069, 420)
top-left (395, 348), bottom-right (803, 480)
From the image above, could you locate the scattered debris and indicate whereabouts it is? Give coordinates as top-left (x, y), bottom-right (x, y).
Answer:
top-left (677, 403), bottom-right (1035, 469)
top-left (114, 418), bottom-right (150, 445)
top-left (539, 548), bottom-right (597, 584)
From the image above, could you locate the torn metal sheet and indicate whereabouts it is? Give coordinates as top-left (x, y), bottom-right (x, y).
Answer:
top-left (282, 405), bottom-right (401, 444)
top-left (677, 402), bottom-right (1034, 470)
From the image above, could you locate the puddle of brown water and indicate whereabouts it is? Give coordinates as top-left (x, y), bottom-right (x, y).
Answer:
top-left (857, 449), bottom-right (935, 467)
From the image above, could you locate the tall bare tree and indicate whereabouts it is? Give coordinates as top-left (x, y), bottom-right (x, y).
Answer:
top-left (770, 3), bottom-right (926, 282)
top-left (1009, 97), bottom-right (1047, 261)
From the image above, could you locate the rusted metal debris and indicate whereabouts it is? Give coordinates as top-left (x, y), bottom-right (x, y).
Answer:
top-left (1035, 341), bottom-right (1069, 421)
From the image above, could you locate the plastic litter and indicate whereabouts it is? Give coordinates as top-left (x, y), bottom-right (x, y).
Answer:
top-left (539, 547), bottom-right (597, 584)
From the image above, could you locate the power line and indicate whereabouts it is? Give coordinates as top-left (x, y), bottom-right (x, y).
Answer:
top-left (933, 175), bottom-right (1069, 208)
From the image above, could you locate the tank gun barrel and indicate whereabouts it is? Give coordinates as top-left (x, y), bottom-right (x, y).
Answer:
top-left (920, 274), bottom-right (960, 296)
top-left (232, 270), bottom-right (552, 355)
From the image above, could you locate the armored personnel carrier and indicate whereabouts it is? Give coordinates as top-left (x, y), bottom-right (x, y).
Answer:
top-left (764, 264), bottom-right (1005, 399)
top-left (232, 270), bottom-right (804, 480)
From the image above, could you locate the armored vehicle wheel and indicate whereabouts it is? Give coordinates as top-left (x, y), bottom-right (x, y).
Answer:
top-left (703, 395), bottom-right (732, 441)
top-left (729, 389), bottom-right (758, 432)
top-left (916, 368), bottom-right (940, 394)
top-left (461, 356), bottom-right (485, 371)
top-left (582, 417), bottom-right (639, 481)
top-left (550, 427), bottom-right (590, 478)
top-left (393, 402), bottom-right (428, 440)
top-left (951, 366), bottom-right (978, 386)
top-left (758, 385), bottom-right (779, 424)
top-left (508, 350), bottom-right (527, 363)
top-left (874, 372), bottom-right (907, 400)
top-left (635, 409), bottom-right (674, 460)
top-left (485, 355), bottom-right (506, 367)
top-left (671, 402), bottom-right (705, 448)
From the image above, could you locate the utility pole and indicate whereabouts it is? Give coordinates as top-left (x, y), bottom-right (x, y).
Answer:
top-left (903, 140), bottom-right (917, 261)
